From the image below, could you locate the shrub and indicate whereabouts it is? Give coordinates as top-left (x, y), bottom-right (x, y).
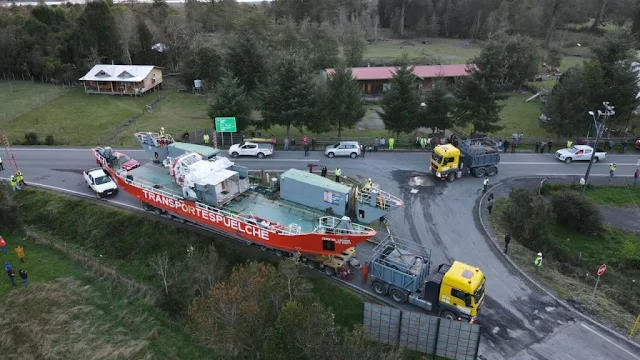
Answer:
top-left (44, 134), bottom-right (55, 145)
top-left (500, 189), bottom-right (554, 252)
top-left (620, 240), bottom-right (640, 267)
top-left (23, 132), bottom-right (39, 145)
top-left (550, 190), bottom-right (603, 234)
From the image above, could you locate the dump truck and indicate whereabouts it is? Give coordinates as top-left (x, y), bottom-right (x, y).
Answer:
top-left (430, 138), bottom-right (500, 182)
top-left (368, 235), bottom-right (486, 322)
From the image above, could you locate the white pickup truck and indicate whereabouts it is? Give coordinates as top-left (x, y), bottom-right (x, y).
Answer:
top-left (555, 145), bottom-right (607, 164)
top-left (83, 168), bottom-right (118, 197)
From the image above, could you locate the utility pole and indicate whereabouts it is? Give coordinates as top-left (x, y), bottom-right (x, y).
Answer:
top-left (582, 102), bottom-right (614, 196)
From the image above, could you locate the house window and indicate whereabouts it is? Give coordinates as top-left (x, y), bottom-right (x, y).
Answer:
top-left (152, 78), bottom-right (156, 84)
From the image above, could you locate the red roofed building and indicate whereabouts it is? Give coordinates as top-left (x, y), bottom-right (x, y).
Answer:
top-left (323, 64), bottom-right (475, 95)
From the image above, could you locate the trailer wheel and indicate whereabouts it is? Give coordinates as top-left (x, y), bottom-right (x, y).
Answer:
top-left (154, 208), bottom-right (163, 215)
top-left (487, 166), bottom-right (498, 176)
top-left (389, 288), bottom-right (408, 303)
top-left (324, 266), bottom-right (335, 276)
top-left (372, 281), bottom-right (387, 295)
top-left (275, 250), bottom-right (284, 257)
top-left (472, 167), bottom-right (486, 178)
top-left (142, 203), bottom-right (151, 211)
top-left (440, 310), bottom-right (457, 320)
top-left (446, 173), bottom-right (455, 182)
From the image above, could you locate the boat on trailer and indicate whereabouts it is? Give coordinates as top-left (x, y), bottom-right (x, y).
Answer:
top-left (91, 131), bottom-right (404, 269)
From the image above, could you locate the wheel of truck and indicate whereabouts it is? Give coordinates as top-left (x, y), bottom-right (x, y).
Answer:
top-left (350, 152), bottom-right (357, 158)
top-left (487, 166), bottom-right (498, 176)
top-left (324, 266), bottom-right (335, 276)
top-left (446, 172), bottom-right (456, 182)
top-left (564, 157), bottom-right (572, 164)
top-left (440, 310), bottom-right (457, 321)
top-left (372, 281), bottom-right (387, 295)
top-left (257, 152), bottom-right (265, 159)
top-left (389, 288), bottom-right (408, 303)
top-left (154, 207), bottom-right (163, 215)
top-left (473, 167), bottom-right (486, 178)
top-left (231, 152), bottom-right (239, 158)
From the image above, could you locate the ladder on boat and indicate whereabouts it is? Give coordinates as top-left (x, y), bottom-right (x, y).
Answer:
top-left (0, 131), bottom-right (18, 172)
top-left (357, 186), bottom-right (404, 210)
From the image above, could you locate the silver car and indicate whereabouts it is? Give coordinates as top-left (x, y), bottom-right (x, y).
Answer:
top-left (325, 141), bottom-right (361, 158)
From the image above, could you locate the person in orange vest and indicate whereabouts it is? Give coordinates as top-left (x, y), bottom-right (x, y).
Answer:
top-left (0, 236), bottom-right (6, 255)
top-left (361, 262), bottom-right (370, 283)
top-left (15, 246), bottom-right (25, 263)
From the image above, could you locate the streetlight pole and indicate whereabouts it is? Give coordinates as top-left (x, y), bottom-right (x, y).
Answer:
top-left (581, 102), bottom-right (614, 196)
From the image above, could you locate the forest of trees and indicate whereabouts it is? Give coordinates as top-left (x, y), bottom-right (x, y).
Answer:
top-left (1, 0), bottom-right (639, 138)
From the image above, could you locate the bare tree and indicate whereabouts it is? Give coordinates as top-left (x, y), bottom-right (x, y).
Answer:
top-left (114, 8), bottom-right (137, 65)
top-left (591, 0), bottom-right (610, 31)
top-left (185, 244), bottom-right (225, 296)
top-left (150, 252), bottom-right (171, 294)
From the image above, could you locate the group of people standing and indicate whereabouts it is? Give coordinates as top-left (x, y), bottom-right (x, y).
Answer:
top-left (1, 236), bottom-right (29, 289)
top-left (10, 171), bottom-right (25, 191)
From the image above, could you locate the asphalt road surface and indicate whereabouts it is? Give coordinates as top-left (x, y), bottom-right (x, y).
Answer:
top-left (6, 147), bottom-right (640, 360)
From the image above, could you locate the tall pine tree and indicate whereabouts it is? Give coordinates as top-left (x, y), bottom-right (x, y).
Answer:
top-left (208, 71), bottom-right (253, 134)
top-left (325, 65), bottom-right (366, 137)
top-left (451, 67), bottom-right (506, 135)
top-left (226, 31), bottom-right (268, 96)
top-left (421, 81), bottom-right (453, 132)
top-left (377, 63), bottom-right (421, 137)
top-left (260, 51), bottom-right (317, 138)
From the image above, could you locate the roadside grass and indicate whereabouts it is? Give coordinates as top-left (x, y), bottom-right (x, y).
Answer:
top-left (0, 235), bottom-right (212, 359)
top-left (542, 184), bottom-right (640, 207)
top-left (14, 188), bottom-right (370, 328)
top-left (488, 198), bottom-right (640, 340)
top-left (0, 81), bottom-right (69, 123)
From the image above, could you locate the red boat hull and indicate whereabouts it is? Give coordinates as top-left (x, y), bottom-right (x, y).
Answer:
top-left (93, 150), bottom-right (375, 256)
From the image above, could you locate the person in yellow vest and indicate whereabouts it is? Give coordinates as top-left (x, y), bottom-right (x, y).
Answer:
top-left (534, 253), bottom-right (542, 272)
top-left (203, 134), bottom-right (210, 145)
top-left (10, 176), bottom-right (20, 191)
top-left (159, 127), bottom-right (165, 136)
top-left (15, 246), bottom-right (25, 263)
top-left (609, 163), bottom-right (616, 177)
top-left (16, 171), bottom-right (24, 186)
top-left (335, 168), bottom-right (341, 183)
top-left (566, 140), bottom-right (573, 148)
top-left (388, 137), bottom-right (395, 150)
top-left (363, 178), bottom-right (373, 192)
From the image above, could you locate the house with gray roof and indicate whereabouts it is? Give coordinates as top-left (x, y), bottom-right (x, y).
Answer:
top-left (79, 64), bottom-right (163, 96)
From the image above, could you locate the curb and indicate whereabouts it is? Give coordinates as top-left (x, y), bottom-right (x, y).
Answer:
top-left (477, 176), bottom-right (640, 351)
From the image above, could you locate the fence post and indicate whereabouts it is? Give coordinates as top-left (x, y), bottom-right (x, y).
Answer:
top-left (431, 318), bottom-right (441, 360)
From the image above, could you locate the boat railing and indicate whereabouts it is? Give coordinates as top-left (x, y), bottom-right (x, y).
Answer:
top-left (356, 186), bottom-right (404, 209)
top-left (120, 173), bottom-right (182, 200)
top-left (134, 132), bottom-right (175, 148)
top-left (317, 216), bottom-right (374, 235)
top-left (194, 201), bottom-right (304, 235)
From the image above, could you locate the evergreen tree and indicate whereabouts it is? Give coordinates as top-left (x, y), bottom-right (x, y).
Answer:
top-left (377, 63), bottom-right (421, 136)
top-left (260, 51), bottom-right (317, 138)
top-left (208, 71), bottom-right (253, 134)
top-left (180, 44), bottom-right (222, 90)
top-left (307, 22), bottom-right (340, 70)
top-left (420, 82), bottom-right (453, 132)
top-left (325, 65), bottom-right (366, 137)
top-left (343, 20), bottom-right (367, 67)
top-left (428, 13), bottom-right (440, 37)
top-left (451, 68), bottom-right (506, 135)
top-left (226, 31), bottom-right (268, 96)
top-left (542, 67), bottom-right (589, 137)
top-left (474, 34), bottom-right (540, 88)
top-left (545, 46), bottom-right (562, 70)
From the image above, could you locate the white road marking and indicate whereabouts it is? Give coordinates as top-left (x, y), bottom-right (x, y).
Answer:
top-left (536, 173), bottom-right (635, 177)
top-left (233, 159), bottom-right (319, 162)
top-left (11, 148), bottom-right (146, 152)
top-left (501, 161), bottom-right (638, 166)
top-left (580, 323), bottom-right (640, 360)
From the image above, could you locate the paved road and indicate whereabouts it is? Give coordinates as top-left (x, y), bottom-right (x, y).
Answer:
top-left (7, 147), bottom-right (640, 360)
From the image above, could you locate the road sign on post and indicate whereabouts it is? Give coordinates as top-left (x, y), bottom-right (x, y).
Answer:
top-left (215, 117), bottom-right (237, 146)
top-left (592, 264), bottom-right (606, 302)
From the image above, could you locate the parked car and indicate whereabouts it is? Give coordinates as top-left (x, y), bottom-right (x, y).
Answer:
top-left (325, 141), bottom-right (361, 158)
top-left (228, 140), bottom-right (274, 159)
top-left (555, 145), bottom-right (607, 164)
top-left (83, 168), bottom-right (118, 198)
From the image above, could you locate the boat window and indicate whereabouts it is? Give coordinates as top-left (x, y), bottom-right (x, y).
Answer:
top-left (322, 239), bottom-right (336, 251)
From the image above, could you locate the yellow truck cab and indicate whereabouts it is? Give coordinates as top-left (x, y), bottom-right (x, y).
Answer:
top-left (431, 261), bottom-right (486, 322)
top-left (430, 138), bottom-right (500, 182)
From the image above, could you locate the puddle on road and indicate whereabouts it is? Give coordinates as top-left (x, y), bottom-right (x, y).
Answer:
top-left (408, 176), bottom-right (435, 187)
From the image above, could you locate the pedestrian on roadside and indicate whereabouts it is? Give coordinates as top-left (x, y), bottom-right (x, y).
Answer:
top-left (335, 168), bottom-right (341, 183)
top-left (360, 144), bottom-right (365, 158)
top-left (380, 137), bottom-right (386, 149)
top-left (361, 262), bottom-right (370, 283)
top-left (374, 138), bottom-right (380, 152)
top-left (388, 137), bottom-right (395, 150)
top-left (540, 142), bottom-right (545, 153)
top-left (0, 236), bottom-right (6, 255)
top-left (483, 177), bottom-right (489, 193)
top-left (609, 163), bottom-right (617, 177)
top-left (283, 136), bottom-right (289, 151)
top-left (18, 269), bottom-right (28, 288)
top-left (488, 197), bottom-right (495, 215)
top-left (291, 138), bottom-right (296, 151)
top-left (535, 141), bottom-right (540, 153)
top-left (5, 262), bottom-right (16, 287)
top-left (511, 142), bottom-right (516, 153)
top-left (303, 142), bottom-right (310, 157)
top-left (634, 168), bottom-right (639, 186)
top-left (15, 246), bottom-right (24, 263)
top-left (621, 139), bottom-right (627, 154)
top-left (534, 253), bottom-right (543, 272)
top-left (503, 140), bottom-right (510, 153)
top-left (547, 141), bottom-right (552, 153)
top-left (504, 233), bottom-right (511, 254)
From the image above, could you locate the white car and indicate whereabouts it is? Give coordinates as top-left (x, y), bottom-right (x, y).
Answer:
top-left (228, 141), bottom-right (274, 159)
top-left (555, 145), bottom-right (607, 164)
top-left (325, 141), bottom-right (361, 158)
top-left (83, 168), bottom-right (118, 197)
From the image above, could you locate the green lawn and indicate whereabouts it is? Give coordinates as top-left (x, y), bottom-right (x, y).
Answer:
top-left (0, 234), bottom-right (211, 359)
top-left (489, 198), bottom-right (640, 337)
top-left (0, 81), bottom-right (70, 123)
top-left (542, 184), bottom-right (640, 207)
top-left (364, 38), bottom-right (484, 63)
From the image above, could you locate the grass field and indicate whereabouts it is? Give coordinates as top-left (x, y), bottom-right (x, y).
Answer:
top-left (489, 199), bottom-right (640, 339)
top-left (0, 234), bottom-right (211, 359)
top-left (0, 81), bottom-right (70, 123)
top-left (542, 184), bottom-right (640, 207)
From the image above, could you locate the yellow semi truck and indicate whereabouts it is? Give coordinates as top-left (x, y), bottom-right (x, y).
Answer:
top-left (368, 236), bottom-right (486, 322)
top-left (430, 138), bottom-right (501, 182)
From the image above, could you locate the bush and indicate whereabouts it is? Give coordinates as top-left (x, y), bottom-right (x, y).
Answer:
top-left (0, 185), bottom-right (21, 232)
top-left (500, 189), bottom-right (554, 252)
top-left (44, 134), bottom-right (55, 145)
top-left (550, 190), bottom-right (603, 234)
top-left (23, 132), bottom-right (39, 145)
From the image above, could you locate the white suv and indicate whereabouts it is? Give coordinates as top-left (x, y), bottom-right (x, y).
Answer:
top-left (325, 141), bottom-right (361, 158)
top-left (228, 141), bottom-right (274, 159)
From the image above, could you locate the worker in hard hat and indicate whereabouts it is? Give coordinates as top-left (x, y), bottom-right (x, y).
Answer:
top-left (159, 127), bottom-right (165, 136)
top-left (363, 178), bottom-right (373, 193)
top-left (609, 163), bottom-right (616, 177)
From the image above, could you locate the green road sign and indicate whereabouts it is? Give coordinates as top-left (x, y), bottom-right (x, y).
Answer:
top-left (215, 117), bottom-right (237, 132)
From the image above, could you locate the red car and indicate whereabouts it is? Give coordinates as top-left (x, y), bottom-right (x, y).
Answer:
top-left (93, 147), bottom-right (140, 171)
